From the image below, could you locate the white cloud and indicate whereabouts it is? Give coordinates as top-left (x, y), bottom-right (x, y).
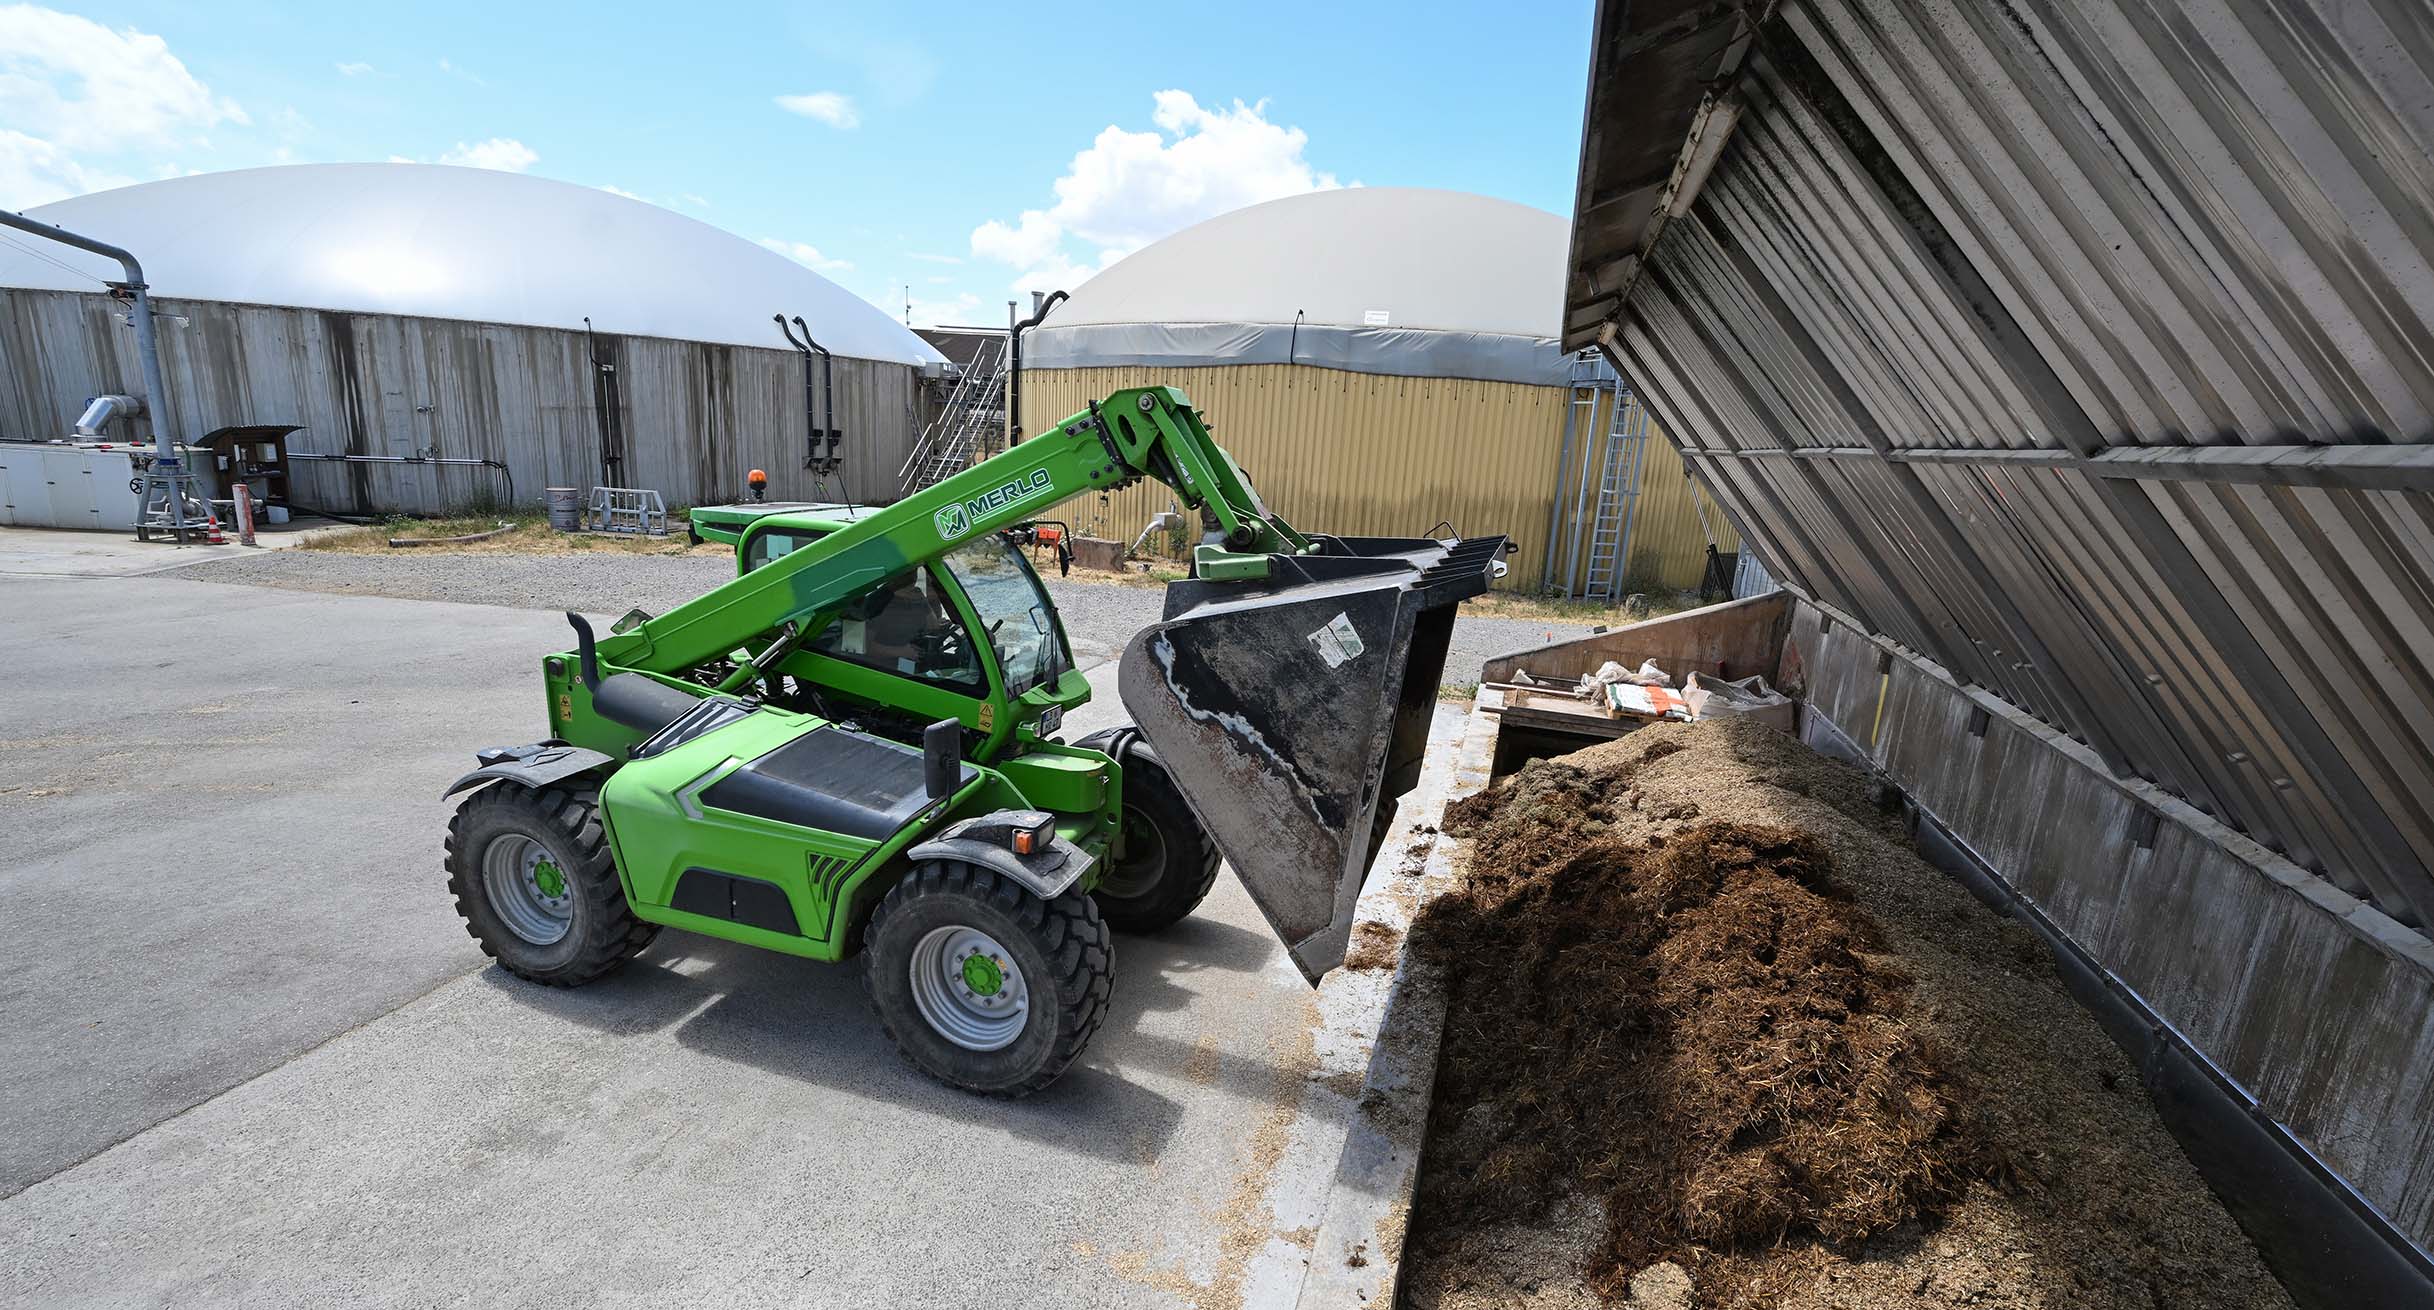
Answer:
top-left (0, 5), bottom-right (243, 206)
top-left (598, 183), bottom-right (642, 200)
top-left (759, 238), bottom-right (853, 272)
top-left (336, 61), bottom-right (374, 76)
top-left (774, 91), bottom-right (859, 129)
top-left (906, 252), bottom-right (962, 265)
top-left (0, 128), bottom-right (131, 208)
top-left (438, 137), bottom-right (537, 172)
top-left (969, 90), bottom-right (1339, 296)
top-left (678, 193), bottom-right (708, 208)
top-left (971, 210), bottom-right (1061, 269)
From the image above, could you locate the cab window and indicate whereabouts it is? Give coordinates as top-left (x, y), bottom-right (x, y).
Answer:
top-left (810, 567), bottom-right (984, 693)
top-left (743, 526), bottom-right (823, 572)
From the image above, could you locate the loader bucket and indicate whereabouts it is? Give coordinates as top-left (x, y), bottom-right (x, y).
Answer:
top-left (1117, 534), bottom-right (1509, 983)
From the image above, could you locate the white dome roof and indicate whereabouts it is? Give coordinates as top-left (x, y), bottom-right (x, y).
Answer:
top-left (0, 164), bottom-right (943, 367)
top-left (1027, 188), bottom-right (1569, 384)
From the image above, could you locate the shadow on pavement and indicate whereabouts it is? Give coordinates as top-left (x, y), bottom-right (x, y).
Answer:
top-left (478, 909), bottom-right (1302, 1165)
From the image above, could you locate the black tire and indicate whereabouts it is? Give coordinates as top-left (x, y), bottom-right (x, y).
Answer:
top-left (862, 860), bottom-right (1112, 1097)
top-left (1077, 729), bottom-right (1221, 933)
top-left (444, 783), bottom-right (657, 986)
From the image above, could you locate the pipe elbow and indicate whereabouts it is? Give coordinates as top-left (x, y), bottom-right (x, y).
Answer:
top-left (73, 393), bottom-right (144, 436)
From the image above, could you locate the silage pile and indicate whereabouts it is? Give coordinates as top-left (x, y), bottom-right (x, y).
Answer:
top-left (1401, 716), bottom-right (2293, 1310)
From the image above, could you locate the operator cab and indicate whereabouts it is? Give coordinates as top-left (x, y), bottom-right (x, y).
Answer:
top-left (730, 511), bottom-right (1079, 748)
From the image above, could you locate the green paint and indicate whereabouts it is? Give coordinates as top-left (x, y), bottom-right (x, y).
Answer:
top-left (521, 387), bottom-right (1320, 968)
top-left (531, 858), bottom-right (565, 899)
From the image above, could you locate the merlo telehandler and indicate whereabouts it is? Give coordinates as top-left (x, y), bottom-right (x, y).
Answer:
top-left (442, 386), bottom-right (1506, 1094)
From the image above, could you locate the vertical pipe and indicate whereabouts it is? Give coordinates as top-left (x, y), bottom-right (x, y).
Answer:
top-left (126, 284), bottom-right (172, 466)
top-left (1611, 391), bottom-right (1650, 589)
top-left (1542, 372), bottom-right (1582, 591)
top-left (2, 209), bottom-right (183, 530)
top-left (790, 316), bottom-right (834, 497)
top-left (1561, 378), bottom-right (1602, 597)
top-left (1008, 289), bottom-right (1068, 448)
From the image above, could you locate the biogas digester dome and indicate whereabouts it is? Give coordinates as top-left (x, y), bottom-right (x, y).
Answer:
top-left (0, 164), bottom-right (945, 512)
top-left (1019, 187), bottom-right (1733, 592)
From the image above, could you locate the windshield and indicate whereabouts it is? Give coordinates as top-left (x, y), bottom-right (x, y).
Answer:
top-left (941, 537), bottom-right (1069, 698)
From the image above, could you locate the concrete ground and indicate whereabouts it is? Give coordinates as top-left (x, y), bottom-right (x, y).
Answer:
top-left (0, 547), bottom-right (1464, 1307)
top-left (0, 520), bottom-right (337, 579)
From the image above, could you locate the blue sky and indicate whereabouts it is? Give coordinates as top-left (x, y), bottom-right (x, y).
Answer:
top-left (1, 1), bottom-right (1594, 326)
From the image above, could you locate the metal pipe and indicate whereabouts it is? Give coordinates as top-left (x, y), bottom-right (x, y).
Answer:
top-left (285, 451), bottom-right (516, 509)
top-left (1561, 368), bottom-right (1606, 597)
top-left (1542, 367), bottom-right (1582, 589)
top-left (73, 393), bottom-right (144, 436)
top-left (1007, 289), bottom-right (1068, 446)
top-left (775, 314), bottom-right (816, 472)
top-left (583, 317), bottom-right (624, 486)
top-left (1611, 389), bottom-right (1651, 586)
top-left (2, 210), bottom-right (173, 464)
top-left (776, 314), bottom-right (837, 494)
top-left (2, 207), bottom-right (198, 535)
top-left (789, 315), bottom-right (834, 465)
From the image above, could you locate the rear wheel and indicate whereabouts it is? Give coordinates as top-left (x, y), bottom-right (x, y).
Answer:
top-left (863, 861), bottom-right (1112, 1097)
top-left (1078, 729), bottom-right (1220, 933)
top-left (445, 783), bottom-right (656, 986)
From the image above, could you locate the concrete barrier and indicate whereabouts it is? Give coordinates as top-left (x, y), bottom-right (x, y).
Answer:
top-left (1787, 595), bottom-right (2434, 1307)
top-left (1479, 590), bottom-right (1790, 686)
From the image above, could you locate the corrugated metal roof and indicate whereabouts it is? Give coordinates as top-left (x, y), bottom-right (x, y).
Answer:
top-left (0, 164), bottom-right (945, 367)
top-left (1565, 0), bottom-right (2434, 932)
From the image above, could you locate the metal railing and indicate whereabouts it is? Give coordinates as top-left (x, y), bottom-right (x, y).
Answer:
top-left (898, 335), bottom-right (1007, 493)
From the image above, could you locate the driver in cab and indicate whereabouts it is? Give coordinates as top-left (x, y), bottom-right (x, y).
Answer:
top-left (820, 569), bottom-right (978, 683)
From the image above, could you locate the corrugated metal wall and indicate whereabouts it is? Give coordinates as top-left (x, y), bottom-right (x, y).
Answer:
top-left (0, 288), bottom-right (922, 512)
top-left (1019, 361), bottom-right (1735, 592)
top-left (1564, 0), bottom-right (2434, 1274)
top-left (1597, 0), bottom-right (2434, 935)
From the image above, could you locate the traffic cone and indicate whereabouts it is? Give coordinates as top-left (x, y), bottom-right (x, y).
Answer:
top-left (204, 509), bottom-right (226, 545)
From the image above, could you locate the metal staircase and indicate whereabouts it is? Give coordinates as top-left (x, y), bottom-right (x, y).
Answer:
top-left (899, 335), bottom-right (1008, 494)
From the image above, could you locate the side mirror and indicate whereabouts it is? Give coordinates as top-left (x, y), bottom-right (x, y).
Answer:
top-left (924, 719), bottom-right (962, 800)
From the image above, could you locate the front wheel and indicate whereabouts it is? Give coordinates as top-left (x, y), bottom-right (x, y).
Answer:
top-left (445, 783), bottom-right (657, 986)
top-left (1077, 729), bottom-right (1221, 933)
top-left (863, 861), bottom-right (1112, 1097)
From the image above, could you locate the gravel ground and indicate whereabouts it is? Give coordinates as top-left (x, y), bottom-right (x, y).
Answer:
top-left (168, 551), bottom-right (1591, 684)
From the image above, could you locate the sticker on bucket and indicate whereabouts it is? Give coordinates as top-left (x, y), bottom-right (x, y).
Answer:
top-left (1307, 612), bottom-right (1367, 668)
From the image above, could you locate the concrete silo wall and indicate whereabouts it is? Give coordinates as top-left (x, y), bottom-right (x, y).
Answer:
top-left (1019, 361), bottom-right (1736, 592)
top-left (0, 288), bottom-right (921, 515)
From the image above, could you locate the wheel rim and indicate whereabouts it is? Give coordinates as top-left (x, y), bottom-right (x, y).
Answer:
top-left (907, 925), bottom-right (1029, 1051)
top-left (1096, 806), bottom-right (1168, 900)
top-left (482, 833), bottom-right (574, 946)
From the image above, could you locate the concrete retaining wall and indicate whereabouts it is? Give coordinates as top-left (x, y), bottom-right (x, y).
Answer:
top-left (1783, 594), bottom-right (2434, 1298)
top-left (1479, 591), bottom-right (1789, 686)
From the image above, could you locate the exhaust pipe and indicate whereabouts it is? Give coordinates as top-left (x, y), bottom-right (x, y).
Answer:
top-left (74, 393), bottom-right (144, 436)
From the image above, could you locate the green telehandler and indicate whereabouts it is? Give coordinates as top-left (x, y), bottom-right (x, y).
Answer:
top-left (442, 386), bottom-right (1506, 1094)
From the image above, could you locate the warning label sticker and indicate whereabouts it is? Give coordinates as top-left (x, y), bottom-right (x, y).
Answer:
top-left (1307, 612), bottom-right (1367, 668)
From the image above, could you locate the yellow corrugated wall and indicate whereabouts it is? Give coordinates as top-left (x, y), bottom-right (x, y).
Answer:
top-left (1019, 362), bottom-right (1736, 592)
